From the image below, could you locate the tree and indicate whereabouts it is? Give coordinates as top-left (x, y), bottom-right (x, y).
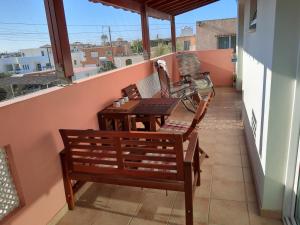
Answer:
top-left (100, 61), bottom-right (117, 72)
top-left (0, 87), bottom-right (7, 101)
top-left (101, 34), bottom-right (108, 45)
top-left (131, 40), bottom-right (143, 54)
top-left (153, 43), bottom-right (171, 58)
top-left (0, 72), bottom-right (11, 78)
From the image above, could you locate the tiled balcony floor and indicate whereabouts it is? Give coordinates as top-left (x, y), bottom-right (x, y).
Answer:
top-left (56, 88), bottom-right (283, 225)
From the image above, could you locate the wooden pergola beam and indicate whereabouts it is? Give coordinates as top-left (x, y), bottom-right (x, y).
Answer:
top-left (171, 16), bottom-right (176, 52)
top-left (89, 0), bottom-right (171, 20)
top-left (89, 0), bottom-right (141, 12)
top-left (172, 0), bottom-right (218, 15)
top-left (146, 6), bottom-right (171, 20)
top-left (156, 0), bottom-right (194, 12)
top-left (141, 5), bottom-right (151, 59)
top-left (44, 0), bottom-right (73, 79)
top-left (147, 0), bottom-right (172, 9)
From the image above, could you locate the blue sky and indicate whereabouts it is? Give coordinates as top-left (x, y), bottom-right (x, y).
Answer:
top-left (0, 0), bottom-right (237, 52)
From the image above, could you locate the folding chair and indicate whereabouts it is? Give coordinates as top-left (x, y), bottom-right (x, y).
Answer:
top-left (159, 92), bottom-right (213, 163)
top-left (155, 60), bottom-right (201, 113)
top-left (176, 52), bottom-right (215, 98)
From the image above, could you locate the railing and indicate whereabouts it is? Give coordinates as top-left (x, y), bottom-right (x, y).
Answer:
top-left (0, 49), bottom-right (234, 225)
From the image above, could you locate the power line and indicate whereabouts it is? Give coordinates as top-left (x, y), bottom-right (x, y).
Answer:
top-left (0, 21), bottom-right (195, 27)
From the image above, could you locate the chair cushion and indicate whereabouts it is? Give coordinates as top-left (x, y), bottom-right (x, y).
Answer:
top-left (159, 119), bottom-right (191, 134)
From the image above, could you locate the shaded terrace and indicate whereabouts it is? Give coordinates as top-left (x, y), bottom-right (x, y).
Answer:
top-left (56, 88), bottom-right (282, 225)
top-left (0, 0), bottom-right (284, 225)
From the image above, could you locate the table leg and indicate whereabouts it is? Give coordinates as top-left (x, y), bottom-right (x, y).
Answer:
top-left (149, 116), bottom-right (156, 131)
top-left (161, 115), bottom-right (165, 126)
top-left (124, 115), bottom-right (131, 131)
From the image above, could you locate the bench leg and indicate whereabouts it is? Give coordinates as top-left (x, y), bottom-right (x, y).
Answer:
top-left (195, 141), bottom-right (201, 187)
top-left (184, 164), bottom-right (194, 225)
top-left (60, 153), bottom-right (75, 210)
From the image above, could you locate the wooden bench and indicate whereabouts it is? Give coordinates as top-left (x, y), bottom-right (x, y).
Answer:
top-left (59, 129), bottom-right (201, 225)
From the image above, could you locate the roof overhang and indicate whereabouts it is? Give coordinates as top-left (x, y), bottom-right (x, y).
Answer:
top-left (89, 0), bottom-right (219, 19)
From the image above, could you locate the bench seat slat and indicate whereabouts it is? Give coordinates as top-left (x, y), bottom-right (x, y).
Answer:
top-left (122, 154), bottom-right (176, 162)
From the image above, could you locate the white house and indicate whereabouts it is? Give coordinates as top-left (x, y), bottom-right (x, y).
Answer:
top-left (0, 46), bottom-right (85, 75)
top-left (237, 0), bottom-right (300, 223)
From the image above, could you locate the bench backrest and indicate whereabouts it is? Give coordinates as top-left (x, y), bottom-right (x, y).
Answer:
top-left (122, 84), bottom-right (142, 100)
top-left (59, 130), bottom-right (185, 181)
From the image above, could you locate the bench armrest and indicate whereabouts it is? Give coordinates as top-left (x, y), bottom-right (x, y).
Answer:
top-left (184, 131), bottom-right (198, 164)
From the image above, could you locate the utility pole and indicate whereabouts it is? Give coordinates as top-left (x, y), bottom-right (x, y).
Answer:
top-left (108, 26), bottom-right (114, 64)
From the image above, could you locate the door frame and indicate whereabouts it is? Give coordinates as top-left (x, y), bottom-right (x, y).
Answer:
top-left (283, 39), bottom-right (300, 225)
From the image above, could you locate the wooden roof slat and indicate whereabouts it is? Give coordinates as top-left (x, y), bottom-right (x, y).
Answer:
top-left (171, 0), bottom-right (218, 15)
top-left (147, 0), bottom-right (173, 8)
top-left (89, 0), bottom-right (219, 18)
top-left (156, 0), bottom-right (194, 12)
top-left (89, 0), bottom-right (141, 13)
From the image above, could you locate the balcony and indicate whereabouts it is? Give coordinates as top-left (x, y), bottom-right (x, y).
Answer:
top-left (0, 48), bottom-right (282, 225)
top-left (54, 87), bottom-right (280, 225)
top-left (2, 0), bottom-right (299, 224)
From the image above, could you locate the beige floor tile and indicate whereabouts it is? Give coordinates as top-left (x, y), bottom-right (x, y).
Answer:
top-left (201, 135), bottom-right (217, 145)
top-left (57, 207), bottom-right (99, 225)
top-left (92, 211), bottom-right (132, 225)
top-left (239, 135), bottom-right (247, 146)
top-left (248, 203), bottom-right (283, 225)
top-left (130, 191), bottom-right (176, 225)
top-left (216, 135), bottom-right (240, 145)
top-left (195, 179), bottom-right (212, 198)
top-left (201, 165), bottom-right (213, 181)
top-left (245, 183), bottom-right (257, 203)
top-left (76, 183), bottom-right (112, 209)
top-left (215, 143), bottom-right (241, 155)
top-left (202, 154), bottom-right (215, 166)
top-left (213, 153), bottom-right (242, 167)
top-left (168, 194), bottom-right (209, 225)
top-left (242, 155), bottom-right (250, 168)
top-left (209, 199), bottom-right (249, 225)
top-left (199, 142), bottom-right (216, 155)
top-left (240, 143), bottom-right (248, 155)
top-left (213, 165), bottom-right (244, 182)
top-left (211, 180), bottom-right (246, 202)
top-left (243, 168), bottom-right (253, 183)
top-left (106, 186), bottom-right (145, 216)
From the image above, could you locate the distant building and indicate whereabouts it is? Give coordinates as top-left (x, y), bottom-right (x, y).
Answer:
top-left (177, 36), bottom-right (196, 51)
top-left (0, 47), bottom-right (53, 75)
top-left (0, 45), bottom-right (86, 75)
top-left (114, 55), bottom-right (144, 68)
top-left (82, 42), bottom-right (132, 66)
top-left (196, 18), bottom-right (237, 51)
top-left (180, 26), bottom-right (194, 37)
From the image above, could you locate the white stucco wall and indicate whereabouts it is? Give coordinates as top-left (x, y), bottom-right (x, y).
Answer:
top-left (242, 0), bottom-right (276, 171)
top-left (241, 0), bottom-right (300, 213)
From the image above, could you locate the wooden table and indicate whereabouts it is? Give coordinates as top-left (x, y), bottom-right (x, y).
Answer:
top-left (97, 98), bottom-right (180, 131)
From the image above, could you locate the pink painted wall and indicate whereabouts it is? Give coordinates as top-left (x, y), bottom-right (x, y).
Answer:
top-left (0, 54), bottom-right (173, 225)
top-left (0, 50), bottom-right (231, 225)
top-left (195, 49), bottom-right (235, 86)
top-left (172, 49), bottom-right (235, 86)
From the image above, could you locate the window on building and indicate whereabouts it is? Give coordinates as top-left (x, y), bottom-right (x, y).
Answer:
top-left (183, 41), bottom-right (191, 51)
top-left (249, 0), bottom-right (257, 30)
top-left (74, 60), bottom-right (77, 65)
top-left (41, 51), bottom-right (45, 56)
top-left (5, 64), bottom-right (14, 72)
top-left (217, 35), bottom-right (236, 51)
top-left (125, 58), bottom-right (132, 66)
top-left (91, 52), bottom-right (98, 58)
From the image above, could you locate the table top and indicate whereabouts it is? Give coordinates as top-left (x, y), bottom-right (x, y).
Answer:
top-left (99, 98), bottom-right (180, 116)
